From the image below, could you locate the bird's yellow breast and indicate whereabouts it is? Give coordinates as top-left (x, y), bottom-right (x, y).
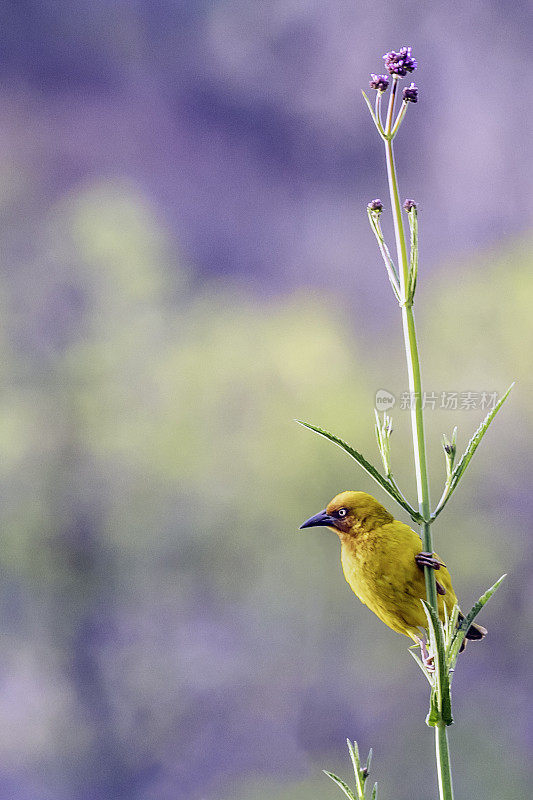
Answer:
top-left (340, 521), bottom-right (456, 640)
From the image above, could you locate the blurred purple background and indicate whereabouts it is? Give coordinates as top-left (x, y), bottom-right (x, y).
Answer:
top-left (0, 2), bottom-right (532, 799)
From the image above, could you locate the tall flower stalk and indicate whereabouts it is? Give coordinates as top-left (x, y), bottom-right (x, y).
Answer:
top-left (299, 47), bottom-right (512, 800)
top-left (383, 57), bottom-right (451, 796)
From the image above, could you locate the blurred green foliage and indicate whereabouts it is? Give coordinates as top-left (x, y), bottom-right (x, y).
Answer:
top-left (0, 180), bottom-right (530, 799)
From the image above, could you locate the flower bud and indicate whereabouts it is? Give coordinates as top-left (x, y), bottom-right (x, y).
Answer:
top-left (368, 199), bottom-right (383, 213)
top-left (402, 82), bottom-right (418, 103)
top-left (383, 47), bottom-right (417, 76)
top-left (369, 74), bottom-right (389, 92)
top-left (403, 199), bottom-right (417, 212)
top-left (442, 430), bottom-right (457, 463)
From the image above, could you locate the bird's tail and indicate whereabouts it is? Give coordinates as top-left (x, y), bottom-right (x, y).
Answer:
top-left (457, 612), bottom-right (487, 652)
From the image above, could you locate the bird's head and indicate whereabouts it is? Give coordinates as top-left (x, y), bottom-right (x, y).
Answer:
top-left (300, 491), bottom-right (393, 538)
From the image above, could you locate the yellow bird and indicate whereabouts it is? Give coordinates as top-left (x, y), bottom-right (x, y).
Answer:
top-left (300, 491), bottom-right (486, 651)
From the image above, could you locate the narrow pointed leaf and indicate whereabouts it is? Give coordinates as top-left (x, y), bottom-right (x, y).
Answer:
top-left (406, 207), bottom-right (418, 301)
top-left (323, 771), bottom-right (357, 800)
top-left (367, 212), bottom-right (401, 301)
top-left (409, 647), bottom-right (433, 684)
top-left (296, 421), bottom-right (423, 523)
top-left (421, 605), bottom-right (441, 727)
top-left (433, 384), bottom-right (514, 518)
top-left (452, 383), bottom-right (514, 485)
top-left (449, 574), bottom-right (506, 666)
top-left (374, 409), bottom-right (384, 464)
top-left (347, 739), bottom-right (360, 773)
top-left (371, 782), bottom-right (378, 800)
top-left (374, 409), bottom-right (382, 445)
top-left (346, 739), bottom-right (361, 793)
top-left (422, 600), bottom-right (453, 725)
top-left (444, 604), bottom-right (460, 654)
top-left (421, 602), bottom-right (443, 692)
top-left (366, 748), bottom-right (373, 775)
top-left (442, 601), bottom-right (449, 640)
top-left (347, 740), bottom-right (365, 797)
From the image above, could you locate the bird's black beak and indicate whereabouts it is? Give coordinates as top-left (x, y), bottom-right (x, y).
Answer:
top-left (299, 509), bottom-right (337, 530)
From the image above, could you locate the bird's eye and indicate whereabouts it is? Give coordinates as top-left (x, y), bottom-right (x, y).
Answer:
top-left (337, 508), bottom-right (347, 517)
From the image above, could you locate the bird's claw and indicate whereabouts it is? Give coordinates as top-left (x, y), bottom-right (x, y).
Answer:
top-left (415, 552), bottom-right (446, 594)
top-left (416, 637), bottom-right (435, 672)
top-left (422, 652), bottom-right (435, 672)
top-left (415, 551), bottom-right (445, 570)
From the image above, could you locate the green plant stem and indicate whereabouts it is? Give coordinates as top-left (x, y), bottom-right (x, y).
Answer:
top-left (383, 79), bottom-right (437, 611)
top-left (384, 78), bottom-right (454, 800)
top-left (436, 723), bottom-right (454, 800)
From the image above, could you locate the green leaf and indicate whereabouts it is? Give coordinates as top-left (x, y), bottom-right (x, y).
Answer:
top-left (346, 740), bottom-right (365, 797)
top-left (346, 740), bottom-right (361, 792)
top-left (452, 384), bottom-right (514, 484)
top-left (408, 647), bottom-right (433, 685)
top-left (444, 603), bottom-right (460, 653)
top-left (374, 409), bottom-right (383, 464)
top-left (374, 410), bottom-right (394, 476)
top-left (421, 602), bottom-right (443, 688)
top-left (448, 574), bottom-right (506, 667)
top-left (421, 601), bottom-right (453, 726)
top-left (296, 421), bottom-right (423, 523)
top-left (406, 205), bottom-right (418, 302)
top-left (367, 211), bottom-right (401, 302)
top-left (433, 384), bottom-right (514, 518)
top-left (323, 771), bottom-right (358, 800)
top-left (441, 672), bottom-right (453, 727)
top-left (365, 748), bottom-right (373, 776)
top-left (426, 688), bottom-right (440, 728)
top-left (420, 604), bottom-right (441, 728)
top-left (346, 738), bottom-right (361, 777)
top-left (441, 427), bottom-right (457, 485)
top-left (371, 783), bottom-right (378, 800)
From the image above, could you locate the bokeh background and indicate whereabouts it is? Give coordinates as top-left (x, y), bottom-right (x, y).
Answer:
top-left (0, 2), bottom-right (532, 799)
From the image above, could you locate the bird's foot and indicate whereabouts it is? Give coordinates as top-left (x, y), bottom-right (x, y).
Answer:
top-left (422, 652), bottom-right (435, 672)
top-left (415, 551), bottom-right (445, 570)
top-left (417, 637), bottom-right (435, 672)
top-left (415, 552), bottom-right (447, 595)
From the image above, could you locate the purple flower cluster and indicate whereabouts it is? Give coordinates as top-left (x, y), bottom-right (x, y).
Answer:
top-left (402, 83), bottom-right (418, 103)
top-left (369, 74), bottom-right (389, 92)
top-left (403, 199), bottom-right (417, 211)
top-left (383, 47), bottom-right (417, 77)
top-left (368, 199), bottom-right (384, 213)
